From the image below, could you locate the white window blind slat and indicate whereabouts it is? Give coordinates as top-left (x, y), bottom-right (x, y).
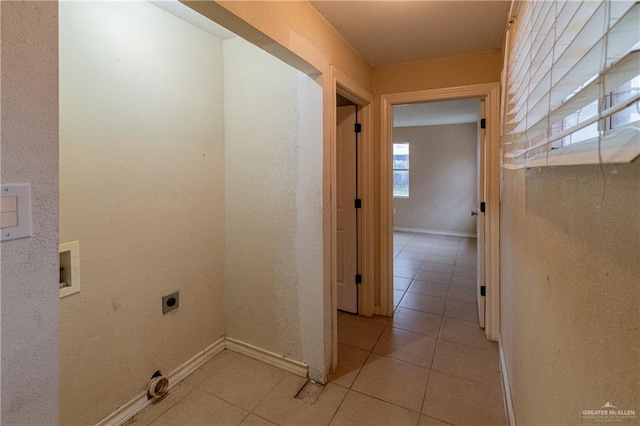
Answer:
top-left (524, 50), bottom-right (640, 137)
top-left (501, 0), bottom-right (640, 169)
top-left (509, 91), bottom-right (639, 162)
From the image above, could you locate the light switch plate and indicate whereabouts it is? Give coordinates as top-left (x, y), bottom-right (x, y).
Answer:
top-left (1, 183), bottom-right (32, 242)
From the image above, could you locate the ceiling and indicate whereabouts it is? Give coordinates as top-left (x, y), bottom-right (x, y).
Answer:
top-left (160, 1), bottom-right (503, 126)
top-left (394, 98), bottom-right (480, 127)
top-left (310, 1), bottom-right (511, 67)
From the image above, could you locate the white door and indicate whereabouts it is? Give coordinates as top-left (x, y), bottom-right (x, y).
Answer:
top-left (336, 105), bottom-right (358, 313)
top-left (476, 100), bottom-right (487, 328)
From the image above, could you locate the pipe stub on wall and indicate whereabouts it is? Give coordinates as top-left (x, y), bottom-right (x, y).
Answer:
top-left (147, 375), bottom-right (169, 399)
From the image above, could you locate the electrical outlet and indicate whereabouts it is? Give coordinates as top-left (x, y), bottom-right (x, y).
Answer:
top-left (162, 291), bottom-right (179, 314)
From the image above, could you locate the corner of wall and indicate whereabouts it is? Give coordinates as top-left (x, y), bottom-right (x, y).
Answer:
top-left (1, 1), bottom-right (60, 423)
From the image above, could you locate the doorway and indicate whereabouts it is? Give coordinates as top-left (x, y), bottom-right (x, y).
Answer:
top-left (380, 83), bottom-right (501, 341)
top-left (391, 97), bottom-right (485, 328)
top-left (336, 96), bottom-right (359, 314)
top-left (329, 67), bottom-right (375, 377)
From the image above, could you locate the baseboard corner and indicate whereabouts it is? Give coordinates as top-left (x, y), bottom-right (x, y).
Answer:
top-left (95, 337), bottom-right (225, 426)
top-left (224, 337), bottom-right (308, 378)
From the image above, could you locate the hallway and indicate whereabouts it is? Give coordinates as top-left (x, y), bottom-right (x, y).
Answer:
top-left (126, 232), bottom-right (506, 426)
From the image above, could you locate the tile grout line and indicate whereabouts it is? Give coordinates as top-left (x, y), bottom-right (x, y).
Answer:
top-left (143, 384), bottom-right (199, 426)
top-left (346, 388), bottom-right (425, 422)
top-left (418, 235), bottom-right (476, 422)
top-left (245, 371), bottom-right (291, 420)
top-left (418, 254), bottom-right (460, 424)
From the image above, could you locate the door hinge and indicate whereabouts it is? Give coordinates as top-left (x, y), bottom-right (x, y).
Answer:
top-left (355, 274), bottom-right (362, 284)
top-left (480, 118), bottom-right (486, 129)
top-left (480, 285), bottom-right (486, 296)
top-left (354, 123), bottom-right (362, 133)
top-left (355, 198), bottom-right (362, 209)
top-left (480, 202), bottom-right (486, 213)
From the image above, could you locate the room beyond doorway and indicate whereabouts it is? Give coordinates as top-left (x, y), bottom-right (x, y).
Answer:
top-left (391, 98), bottom-right (484, 326)
top-left (379, 83), bottom-right (501, 341)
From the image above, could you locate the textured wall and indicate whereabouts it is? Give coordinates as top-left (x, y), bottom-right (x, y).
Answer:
top-left (393, 124), bottom-right (477, 235)
top-left (223, 37), bottom-right (324, 380)
top-left (185, 0), bottom-right (371, 87)
top-left (501, 163), bottom-right (640, 423)
top-left (0, 2), bottom-right (59, 424)
top-left (59, 2), bottom-right (225, 423)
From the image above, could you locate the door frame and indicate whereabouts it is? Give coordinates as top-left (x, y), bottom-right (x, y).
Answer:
top-left (380, 83), bottom-right (501, 341)
top-left (329, 66), bottom-right (374, 373)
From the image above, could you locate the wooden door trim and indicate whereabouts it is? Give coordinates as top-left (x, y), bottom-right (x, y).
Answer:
top-left (380, 83), bottom-right (501, 340)
top-left (329, 66), bottom-right (374, 375)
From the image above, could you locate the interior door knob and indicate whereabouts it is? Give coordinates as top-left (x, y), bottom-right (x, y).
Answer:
top-left (471, 211), bottom-right (478, 216)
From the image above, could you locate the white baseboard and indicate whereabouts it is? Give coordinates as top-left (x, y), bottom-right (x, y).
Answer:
top-left (393, 226), bottom-right (477, 239)
top-left (225, 337), bottom-right (308, 377)
top-left (498, 338), bottom-right (516, 426)
top-left (95, 336), bottom-right (307, 426)
top-left (96, 389), bottom-right (150, 426)
top-left (97, 337), bottom-right (225, 426)
top-left (168, 337), bottom-right (227, 387)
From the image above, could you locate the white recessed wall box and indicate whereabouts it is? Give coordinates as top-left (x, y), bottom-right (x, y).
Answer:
top-left (0, 183), bottom-right (32, 242)
top-left (59, 241), bottom-right (81, 298)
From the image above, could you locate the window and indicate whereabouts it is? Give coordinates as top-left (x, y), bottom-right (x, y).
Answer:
top-left (502, 1), bottom-right (640, 168)
top-left (611, 74), bottom-right (640, 129)
top-left (393, 143), bottom-right (409, 197)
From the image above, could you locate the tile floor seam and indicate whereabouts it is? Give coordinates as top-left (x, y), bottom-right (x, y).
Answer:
top-left (409, 278), bottom-right (453, 287)
top-left (418, 367), bottom-right (434, 417)
top-left (369, 346), bottom-right (434, 371)
top-left (246, 413), bottom-right (276, 425)
top-left (437, 335), bottom-right (498, 352)
top-left (238, 411), bottom-right (252, 425)
top-left (441, 315), bottom-right (487, 327)
top-left (247, 372), bottom-right (291, 414)
top-left (325, 388), bottom-right (349, 426)
top-left (346, 388), bottom-right (423, 420)
top-left (418, 295), bottom-right (450, 417)
top-left (143, 384), bottom-right (199, 426)
top-left (427, 367), bottom-right (499, 388)
top-left (395, 304), bottom-right (446, 317)
top-left (336, 340), bottom-right (372, 353)
top-left (346, 346), bottom-right (375, 391)
top-left (194, 385), bottom-right (257, 417)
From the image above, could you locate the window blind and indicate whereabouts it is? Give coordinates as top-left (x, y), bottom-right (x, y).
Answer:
top-left (502, 0), bottom-right (640, 169)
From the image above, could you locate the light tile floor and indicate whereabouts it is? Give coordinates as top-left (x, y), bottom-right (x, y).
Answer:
top-left (127, 232), bottom-right (505, 426)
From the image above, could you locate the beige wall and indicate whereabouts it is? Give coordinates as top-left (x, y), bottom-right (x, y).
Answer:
top-left (223, 37), bottom-right (325, 381)
top-left (0, 1), bottom-right (506, 423)
top-left (185, 0), bottom-right (374, 375)
top-left (372, 50), bottom-right (502, 96)
top-left (371, 51), bottom-right (502, 309)
top-left (0, 2), bottom-right (59, 424)
top-left (6, 1), bottom-right (639, 424)
top-left (500, 163), bottom-right (640, 423)
top-left (393, 124), bottom-right (477, 236)
top-left (58, 2), bottom-right (226, 423)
